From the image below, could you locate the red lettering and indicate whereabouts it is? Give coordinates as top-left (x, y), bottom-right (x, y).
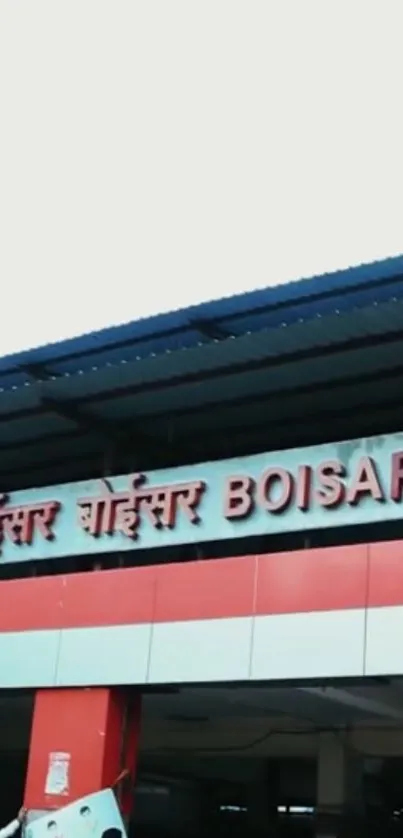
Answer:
top-left (0, 496), bottom-right (60, 546)
top-left (224, 476), bottom-right (255, 519)
top-left (391, 451), bottom-right (403, 502)
top-left (296, 465), bottom-right (312, 511)
top-left (346, 456), bottom-right (384, 506)
top-left (315, 460), bottom-right (345, 508)
top-left (257, 467), bottom-right (293, 513)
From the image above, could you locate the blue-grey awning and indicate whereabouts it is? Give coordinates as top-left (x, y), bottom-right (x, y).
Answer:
top-left (0, 253), bottom-right (401, 392)
top-left (0, 254), bottom-right (402, 491)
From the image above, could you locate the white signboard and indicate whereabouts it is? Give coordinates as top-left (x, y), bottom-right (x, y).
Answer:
top-left (26, 790), bottom-right (126, 838)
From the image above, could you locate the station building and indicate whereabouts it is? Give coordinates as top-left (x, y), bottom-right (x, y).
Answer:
top-left (1, 257), bottom-right (403, 837)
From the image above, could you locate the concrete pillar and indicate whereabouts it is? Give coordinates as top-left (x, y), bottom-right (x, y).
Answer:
top-left (316, 734), bottom-right (364, 838)
top-left (24, 688), bottom-right (141, 822)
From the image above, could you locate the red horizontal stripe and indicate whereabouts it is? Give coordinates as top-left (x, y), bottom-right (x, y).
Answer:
top-left (0, 540), bottom-right (402, 633)
top-left (367, 541), bottom-right (403, 607)
top-left (154, 556), bottom-right (257, 623)
top-left (0, 575), bottom-right (66, 633)
top-left (255, 545), bottom-right (369, 615)
top-left (61, 564), bottom-right (157, 626)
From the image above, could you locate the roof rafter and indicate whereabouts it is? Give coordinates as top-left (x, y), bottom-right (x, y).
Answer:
top-left (189, 318), bottom-right (232, 341)
top-left (0, 254), bottom-right (398, 389)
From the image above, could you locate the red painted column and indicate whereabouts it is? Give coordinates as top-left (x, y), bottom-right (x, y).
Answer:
top-left (25, 688), bottom-right (141, 816)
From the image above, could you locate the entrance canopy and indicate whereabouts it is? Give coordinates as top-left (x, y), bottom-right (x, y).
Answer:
top-left (0, 255), bottom-right (402, 491)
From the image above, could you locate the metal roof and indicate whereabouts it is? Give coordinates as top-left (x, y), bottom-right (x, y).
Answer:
top-left (1, 254), bottom-right (403, 492)
top-left (0, 253), bottom-right (402, 390)
top-left (1, 294), bottom-right (402, 408)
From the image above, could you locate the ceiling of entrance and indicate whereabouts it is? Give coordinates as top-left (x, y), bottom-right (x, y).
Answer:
top-left (1, 681), bottom-right (403, 758)
top-left (141, 681), bottom-right (403, 758)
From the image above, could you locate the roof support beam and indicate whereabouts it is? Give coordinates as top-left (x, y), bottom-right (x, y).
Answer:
top-left (39, 396), bottom-right (163, 460)
top-left (189, 318), bottom-right (232, 341)
top-left (300, 686), bottom-right (403, 722)
top-left (19, 362), bottom-right (54, 382)
top-left (20, 364), bottom-right (158, 450)
top-left (40, 395), bottom-right (115, 439)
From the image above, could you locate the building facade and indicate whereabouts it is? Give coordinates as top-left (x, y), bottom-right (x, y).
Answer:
top-left (1, 256), bottom-right (403, 835)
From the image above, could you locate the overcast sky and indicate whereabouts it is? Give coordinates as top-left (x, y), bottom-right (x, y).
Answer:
top-left (0, 0), bottom-right (402, 355)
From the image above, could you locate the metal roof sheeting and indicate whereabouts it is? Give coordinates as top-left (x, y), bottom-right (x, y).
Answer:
top-left (35, 297), bottom-right (403, 398)
top-left (0, 294), bottom-right (402, 421)
top-left (0, 254), bottom-right (401, 392)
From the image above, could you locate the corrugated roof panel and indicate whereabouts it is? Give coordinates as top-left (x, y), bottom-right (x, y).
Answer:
top-left (95, 336), bottom-right (403, 424)
top-left (49, 329), bottom-right (208, 374)
top-left (0, 432), bottom-right (99, 470)
top-left (0, 413), bottom-right (73, 444)
top-left (0, 254), bottom-right (401, 381)
top-left (0, 297), bottom-right (401, 408)
top-left (225, 280), bottom-right (403, 335)
top-left (181, 254), bottom-right (403, 319)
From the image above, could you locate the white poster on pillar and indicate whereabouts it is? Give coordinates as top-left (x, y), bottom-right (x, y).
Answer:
top-left (26, 789), bottom-right (127, 838)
